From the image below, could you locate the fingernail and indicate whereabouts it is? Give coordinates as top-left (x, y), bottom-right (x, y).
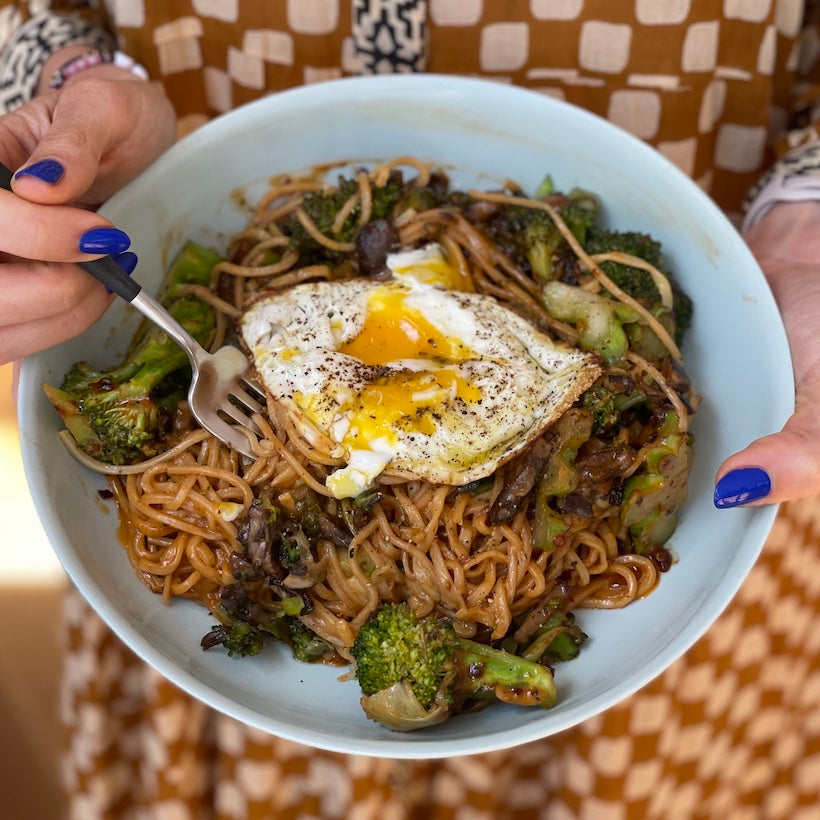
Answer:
top-left (15, 158), bottom-right (65, 184)
top-left (113, 251), bottom-right (138, 275)
top-left (79, 227), bottom-right (131, 255)
top-left (714, 467), bottom-right (771, 509)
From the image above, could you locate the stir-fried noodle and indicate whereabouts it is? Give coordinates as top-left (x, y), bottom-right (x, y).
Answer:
top-left (90, 157), bottom-right (693, 662)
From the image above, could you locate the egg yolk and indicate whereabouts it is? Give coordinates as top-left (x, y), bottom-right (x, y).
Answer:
top-left (342, 369), bottom-right (482, 448)
top-left (389, 246), bottom-right (473, 291)
top-left (336, 288), bottom-right (481, 448)
top-left (338, 287), bottom-right (463, 364)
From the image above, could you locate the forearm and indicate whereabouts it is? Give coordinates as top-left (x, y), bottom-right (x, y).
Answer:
top-left (745, 200), bottom-right (820, 388)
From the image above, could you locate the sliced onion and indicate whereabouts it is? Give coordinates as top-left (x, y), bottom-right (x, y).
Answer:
top-left (57, 429), bottom-right (211, 475)
top-left (360, 681), bottom-right (450, 732)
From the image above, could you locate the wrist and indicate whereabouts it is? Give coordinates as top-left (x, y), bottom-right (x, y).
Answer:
top-left (746, 200), bottom-right (820, 302)
top-left (742, 141), bottom-right (820, 233)
top-left (0, 13), bottom-right (116, 114)
top-left (746, 200), bottom-right (820, 252)
top-left (37, 44), bottom-right (149, 96)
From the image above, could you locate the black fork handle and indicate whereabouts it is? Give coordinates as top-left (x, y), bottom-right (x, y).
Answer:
top-left (0, 160), bottom-right (141, 302)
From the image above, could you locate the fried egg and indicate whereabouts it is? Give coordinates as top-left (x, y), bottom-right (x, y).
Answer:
top-left (240, 256), bottom-right (601, 499)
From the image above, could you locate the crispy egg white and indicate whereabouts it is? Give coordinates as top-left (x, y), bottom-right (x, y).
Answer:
top-left (240, 258), bottom-right (601, 499)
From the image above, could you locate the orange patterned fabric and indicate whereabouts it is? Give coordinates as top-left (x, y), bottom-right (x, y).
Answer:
top-left (61, 497), bottom-right (820, 819)
top-left (4, 0), bottom-right (816, 817)
top-left (2, 1), bottom-right (819, 210)
top-left (108, 0), bottom-right (819, 216)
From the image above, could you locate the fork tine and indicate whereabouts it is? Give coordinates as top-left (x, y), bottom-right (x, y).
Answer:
top-left (229, 384), bottom-right (264, 414)
top-left (240, 374), bottom-right (266, 398)
top-left (193, 402), bottom-right (259, 456)
top-left (219, 401), bottom-right (262, 430)
top-left (206, 417), bottom-right (258, 457)
top-left (183, 346), bottom-right (268, 457)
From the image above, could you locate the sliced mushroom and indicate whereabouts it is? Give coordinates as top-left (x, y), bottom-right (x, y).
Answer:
top-left (490, 437), bottom-right (551, 524)
top-left (355, 219), bottom-right (399, 278)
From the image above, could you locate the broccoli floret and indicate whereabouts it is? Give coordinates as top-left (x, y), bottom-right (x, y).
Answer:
top-left (670, 287), bottom-right (693, 344)
top-left (581, 384), bottom-right (620, 433)
top-left (201, 620), bottom-right (265, 657)
top-left (43, 242), bottom-right (223, 464)
top-left (562, 188), bottom-right (600, 244)
top-left (369, 179), bottom-right (404, 220)
top-left (288, 175), bottom-right (403, 261)
top-left (289, 620), bottom-right (337, 663)
top-left (522, 209), bottom-right (564, 282)
top-left (479, 188), bottom-right (599, 282)
top-left (278, 533), bottom-right (304, 570)
top-left (351, 603), bottom-right (557, 731)
top-left (541, 280), bottom-right (639, 364)
top-left (298, 177), bottom-right (359, 244)
top-left (581, 381), bottom-right (647, 434)
top-left (585, 229), bottom-right (663, 302)
top-left (585, 228), bottom-right (693, 344)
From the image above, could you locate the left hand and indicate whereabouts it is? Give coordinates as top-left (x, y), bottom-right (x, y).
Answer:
top-left (0, 62), bottom-right (176, 364)
top-left (714, 200), bottom-right (820, 507)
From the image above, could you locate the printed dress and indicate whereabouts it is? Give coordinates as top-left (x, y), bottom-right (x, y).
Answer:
top-left (2, 1), bottom-right (819, 817)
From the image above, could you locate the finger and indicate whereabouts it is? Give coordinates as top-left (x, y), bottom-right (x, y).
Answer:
top-left (0, 188), bottom-right (130, 262)
top-left (10, 78), bottom-right (175, 207)
top-left (0, 289), bottom-right (113, 365)
top-left (714, 382), bottom-right (820, 507)
top-left (0, 259), bottom-right (110, 326)
top-left (12, 359), bottom-right (20, 400)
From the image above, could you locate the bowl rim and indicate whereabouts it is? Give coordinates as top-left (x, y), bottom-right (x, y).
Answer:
top-left (18, 73), bottom-right (791, 758)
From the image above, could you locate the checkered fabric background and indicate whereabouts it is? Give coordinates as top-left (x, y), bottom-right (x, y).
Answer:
top-left (0, 1), bottom-right (818, 817)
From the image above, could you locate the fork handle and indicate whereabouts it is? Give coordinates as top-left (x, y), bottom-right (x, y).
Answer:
top-left (0, 161), bottom-right (141, 302)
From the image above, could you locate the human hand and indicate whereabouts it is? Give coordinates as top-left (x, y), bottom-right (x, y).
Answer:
top-left (0, 61), bottom-right (175, 364)
top-left (714, 200), bottom-right (820, 507)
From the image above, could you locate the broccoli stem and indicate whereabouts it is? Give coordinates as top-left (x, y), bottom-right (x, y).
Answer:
top-left (44, 241), bottom-right (224, 464)
top-left (454, 638), bottom-right (557, 707)
top-left (621, 412), bottom-right (690, 551)
top-left (542, 280), bottom-right (640, 364)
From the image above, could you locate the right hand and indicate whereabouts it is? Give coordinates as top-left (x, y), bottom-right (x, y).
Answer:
top-left (0, 69), bottom-right (176, 364)
top-left (714, 200), bottom-right (820, 505)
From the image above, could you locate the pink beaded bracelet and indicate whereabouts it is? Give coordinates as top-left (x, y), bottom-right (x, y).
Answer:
top-left (48, 48), bottom-right (149, 90)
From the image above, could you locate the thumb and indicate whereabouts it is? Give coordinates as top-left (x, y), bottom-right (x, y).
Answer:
top-left (10, 85), bottom-right (119, 206)
top-left (714, 377), bottom-right (820, 507)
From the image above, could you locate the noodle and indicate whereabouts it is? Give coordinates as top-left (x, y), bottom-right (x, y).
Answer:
top-left (467, 190), bottom-right (682, 360)
top-left (94, 158), bottom-right (693, 687)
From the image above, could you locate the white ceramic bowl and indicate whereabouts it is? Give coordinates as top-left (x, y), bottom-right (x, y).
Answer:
top-left (19, 75), bottom-right (792, 758)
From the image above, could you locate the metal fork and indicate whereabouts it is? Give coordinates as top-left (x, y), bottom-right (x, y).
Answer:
top-left (100, 261), bottom-right (265, 456)
top-left (0, 163), bottom-right (264, 456)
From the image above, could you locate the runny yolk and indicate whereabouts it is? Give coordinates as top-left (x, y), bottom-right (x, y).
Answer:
top-left (343, 369), bottom-right (482, 447)
top-left (338, 288), bottom-right (462, 364)
top-left (336, 288), bottom-right (481, 447)
top-left (390, 248), bottom-right (474, 292)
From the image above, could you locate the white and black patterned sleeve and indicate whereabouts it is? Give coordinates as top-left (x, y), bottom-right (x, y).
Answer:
top-left (352, 0), bottom-right (428, 74)
top-left (0, 11), bottom-right (115, 114)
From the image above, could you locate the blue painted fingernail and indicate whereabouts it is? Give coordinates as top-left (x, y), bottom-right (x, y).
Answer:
top-left (79, 227), bottom-right (131, 255)
top-left (714, 468), bottom-right (771, 508)
top-left (15, 158), bottom-right (65, 184)
top-left (113, 251), bottom-right (138, 275)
